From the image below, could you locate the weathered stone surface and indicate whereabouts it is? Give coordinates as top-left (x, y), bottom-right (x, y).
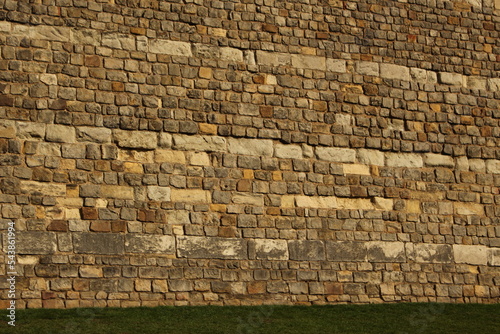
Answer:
top-left (407, 243), bottom-right (453, 263)
top-left (357, 149), bottom-right (384, 166)
top-left (453, 245), bottom-right (488, 265)
top-left (438, 72), bottom-right (463, 85)
top-left (316, 147), bottom-right (356, 163)
top-left (467, 76), bottom-right (487, 90)
top-left (0, 121), bottom-right (16, 138)
top-left (73, 233), bottom-right (124, 254)
top-left (30, 25), bottom-right (70, 42)
top-left (102, 33), bottom-right (135, 50)
top-left (291, 54), bottom-right (325, 70)
top-left (155, 149), bottom-right (186, 164)
top-left (356, 61), bottom-right (379, 76)
top-left (220, 47), bottom-right (243, 62)
top-left (293, 195), bottom-right (337, 209)
top-left (71, 28), bottom-right (101, 45)
top-left (326, 241), bottom-right (367, 261)
top-left (487, 78), bottom-right (500, 91)
top-left (372, 197), bottom-right (394, 211)
top-left (12, 232), bottom-right (57, 255)
top-left (166, 210), bottom-right (190, 224)
top-left (101, 185), bottom-right (134, 200)
top-left (385, 153), bottom-right (423, 168)
top-left (76, 127), bottom-right (112, 143)
top-left (149, 39), bottom-right (192, 56)
top-left (367, 241), bottom-right (406, 262)
top-left (113, 130), bottom-right (157, 150)
top-left (453, 203), bottom-right (484, 215)
top-left (177, 236), bottom-right (247, 259)
top-left (424, 154), bottom-right (455, 167)
top-left (274, 143), bottom-right (303, 159)
top-left (288, 240), bottom-right (325, 261)
top-left (46, 124), bottom-right (76, 143)
top-left (170, 189), bottom-right (211, 203)
top-left (486, 160), bottom-right (500, 174)
top-left (232, 193), bottom-right (264, 206)
top-left (249, 239), bottom-right (288, 260)
top-left (21, 181), bottom-right (66, 197)
top-left (343, 164), bottom-right (370, 175)
top-left (173, 135), bottom-right (226, 152)
top-left (188, 152), bottom-right (210, 166)
top-left (124, 234), bottom-right (174, 254)
top-left (228, 138), bottom-right (273, 156)
top-left (326, 59), bottom-right (346, 73)
top-left (380, 63), bottom-right (410, 81)
top-left (147, 186), bottom-right (171, 201)
top-left (255, 51), bottom-right (291, 66)
top-left (488, 249), bottom-right (500, 266)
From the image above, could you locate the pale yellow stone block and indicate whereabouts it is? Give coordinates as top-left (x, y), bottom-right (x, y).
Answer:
top-left (210, 204), bottom-right (227, 212)
top-left (170, 189), bottom-right (211, 203)
top-left (273, 171), bottom-right (282, 181)
top-left (281, 195), bottom-right (295, 207)
top-left (155, 149), bottom-right (186, 164)
top-left (406, 200), bottom-right (421, 213)
top-left (454, 203), bottom-right (484, 216)
top-left (337, 198), bottom-right (373, 210)
top-left (57, 197), bottom-right (83, 207)
top-left (118, 149), bottom-right (154, 163)
top-left (60, 159), bottom-right (76, 170)
top-left (188, 152), bottom-right (210, 166)
top-left (199, 123), bottom-right (217, 135)
top-left (343, 164), bottom-right (370, 175)
top-left (65, 208), bottom-right (81, 219)
top-left (101, 185), bottom-right (134, 199)
top-left (124, 162), bottom-right (143, 173)
top-left (243, 170), bottom-right (254, 179)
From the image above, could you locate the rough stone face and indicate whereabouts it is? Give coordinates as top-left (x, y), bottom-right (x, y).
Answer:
top-left (438, 72), bottom-right (463, 85)
top-left (291, 54), bottom-right (325, 70)
top-left (288, 240), bottom-right (325, 261)
top-left (274, 143), bottom-right (303, 159)
top-left (315, 147), bottom-right (356, 163)
top-left (485, 160), bottom-right (500, 174)
top-left (147, 186), bottom-right (171, 202)
top-left (357, 149), bottom-right (384, 166)
top-left (124, 235), bottom-right (175, 254)
top-left (113, 130), bottom-right (157, 150)
top-left (489, 249), bottom-right (500, 266)
top-left (101, 186), bottom-right (134, 200)
top-left (220, 47), bottom-right (243, 62)
top-left (228, 138), bottom-right (273, 156)
top-left (73, 233), bottom-right (124, 254)
top-left (249, 239), bottom-right (288, 260)
top-left (172, 135), bottom-right (226, 152)
top-left (149, 39), bottom-right (192, 56)
top-left (232, 193), bottom-right (264, 206)
top-left (356, 61), bottom-right (379, 76)
top-left (76, 127), bottom-right (112, 143)
top-left (407, 243), bottom-right (453, 263)
top-left (46, 125), bottom-right (76, 143)
top-left (385, 153), bottom-right (423, 168)
top-left (255, 51), bottom-right (291, 66)
top-left (20, 181), bottom-right (66, 197)
top-left (380, 63), bottom-right (410, 81)
top-left (292, 195), bottom-right (337, 209)
top-left (326, 241), bottom-right (367, 261)
top-left (13, 232), bottom-right (57, 255)
top-left (177, 236), bottom-right (247, 259)
top-left (170, 189), bottom-right (211, 203)
top-left (453, 245), bottom-right (488, 265)
top-left (367, 242), bottom-right (406, 263)
top-left (424, 154), bottom-right (455, 167)
top-left (326, 59), bottom-right (346, 73)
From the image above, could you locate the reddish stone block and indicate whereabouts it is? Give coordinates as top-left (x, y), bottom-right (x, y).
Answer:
top-left (85, 55), bottom-right (101, 67)
top-left (218, 227), bottom-right (236, 238)
top-left (262, 23), bottom-right (278, 33)
top-left (111, 220), bottom-right (127, 233)
top-left (138, 209), bottom-right (156, 222)
top-left (90, 221), bottom-right (111, 232)
top-left (0, 95), bottom-right (14, 106)
top-left (248, 282), bottom-right (266, 294)
top-left (325, 283), bottom-right (343, 295)
top-left (81, 207), bottom-right (98, 220)
top-left (47, 220), bottom-right (68, 232)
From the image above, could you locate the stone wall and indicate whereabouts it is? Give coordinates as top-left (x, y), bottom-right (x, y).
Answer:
top-left (0, 0), bottom-right (499, 308)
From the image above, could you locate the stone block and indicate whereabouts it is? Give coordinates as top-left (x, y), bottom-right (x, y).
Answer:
top-left (166, 210), bottom-right (190, 224)
top-left (380, 63), bottom-right (410, 81)
top-left (356, 61), bottom-right (379, 76)
top-left (326, 59), bottom-right (346, 73)
top-left (71, 28), bottom-right (101, 46)
top-left (232, 193), bottom-right (264, 206)
top-left (10, 232), bottom-right (57, 255)
top-left (343, 164), bottom-right (370, 175)
top-left (357, 149), bottom-right (384, 166)
top-left (291, 54), bottom-right (325, 70)
top-left (101, 185), bottom-right (134, 200)
top-left (385, 153), bottom-right (423, 168)
top-left (113, 130), bottom-right (157, 150)
top-left (172, 135), bottom-right (226, 152)
top-left (326, 241), bottom-right (367, 261)
top-left (453, 203), bottom-right (484, 216)
top-left (407, 243), bottom-right (453, 263)
top-left (453, 245), bottom-right (488, 265)
top-left (73, 233), bottom-right (124, 254)
top-left (20, 181), bottom-right (66, 197)
top-left (288, 240), bottom-right (325, 261)
top-left (220, 47), bottom-right (243, 62)
top-left (0, 121), bottom-right (16, 138)
top-left (367, 241), bottom-right (406, 263)
top-left (274, 143), bottom-right (303, 159)
top-left (30, 25), bottom-right (70, 42)
top-left (316, 147), bottom-right (356, 163)
top-left (294, 195), bottom-right (337, 209)
top-left (255, 51), bottom-right (291, 66)
top-left (424, 154), bottom-right (455, 167)
top-left (149, 39), bottom-right (192, 56)
top-left (438, 72), bottom-right (463, 85)
top-left (170, 189), bottom-right (210, 203)
top-left (337, 198), bottom-right (374, 210)
top-left (228, 138), bottom-right (273, 156)
top-left (176, 236), bottom-right (247, 259)
top-left (155, 149), bottom-right (185, 164)
top-left (124, 234), bottom-right (175, 254)
top-left (486, 160), bottom-right (500, 174)
top-left (188, 152), bottom-right (210, 166)
top-left (249, 239), bottom-right (289, 260)
top-left (467, 76), bottom-right (487, 90)
top-left (147, 186), bottom-right (171, 201)
top-left (487, 78), bottom-right (500, 91)
top-left (76, 127), bottom-right (112, 143)
top-left (373, 197), bottom-right (394, 211)
top-left (102, 33), bottom-right (135, 50)
top-left (488, 249), bottom-right (500, 266)
top-left (46, 124), bottom-right (76, 143)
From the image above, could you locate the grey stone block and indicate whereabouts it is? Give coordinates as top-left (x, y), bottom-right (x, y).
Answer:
top-left (73, 233), bottom-right (124, 254)
top-left (125, 234), bottom-right (175, 254)
top-left (12, 231), bottom-right (57, 255)
top-left (177, 236), bottom-right (247, 259)
top-left (288, 240), bottom-right (325, 261)
top-left (326, 241), bottom-right (367, 262)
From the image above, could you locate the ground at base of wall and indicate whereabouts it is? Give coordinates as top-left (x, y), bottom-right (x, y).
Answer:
top-left (1, 303), bottom-right (499, 334)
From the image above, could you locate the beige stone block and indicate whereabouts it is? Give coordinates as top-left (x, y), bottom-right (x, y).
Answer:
top-left (79, 266), bottom-right (103, 278)
top-left (118, 150), bottom-right (154, 163)
top-left (228, 138), bottom-right (273, 156)
top-left (274, 143), bottom-right (303, 159)
top-left (367, 241), bottom-right (406, 262)
top-left (357, 149), bottom-right (384, 166)
top-left (76, 127), bottom-right (112, 143)
top-left (173, 135), bottom-right (226, 152)
top-left (166, 211), bottom-right (190, 225)
top-left (249, 239), bottom-right (289, 260)
top-left (102, 32), bottom-right (135, 50)
top-left (21, 181), bottom-right (66, 197)
top-left (125, 234), bottom-right (175, 254)
top-left (177, 236), bottom-right (247, 259)
top-left (295, 196), bottom-right (337, 209)
top-left (337, 198), bottom-right (374, 210)
top-left (0, 121), bottom-right (16, 139)
top-left (380, 63), bottom-right (410, 81)
top-left (124, 162), bottom-right (143, 173)
top-left (316, 147), bottom-right (356, 163)
top-left (291, 54), bottom-right (326, 70)
top-left (149, 39), bottom-right (192, 56)
top-left (155, 150), bottom-right (185, 164)
top-left (326, 59), bottom-right (347, 73)
top-left (147, 186), bottom-right (171, 202)
top-left (220, 47), bottom-right (243, 62)
top-left (170, 189), bottom-right (211, 203)
top-left (438, 72), bottom-right (463, 85)
top-left (188, 152), bottom-right (210, 166)
top-left (486, 159), bottom-right (500, 174)
top-left (37, 143), bottom-right (62, 156)
top-left (255, 50), bottom-right (291, 66)
top-left (71, 28), bottom-right (101, 46)
top-left (209, 28), bottom-right (226, 37)
top-left (101, 185), bottom-right (134, 199)
top-left (65, 208), bottom-right (81, 219)
top-left (487, 78), bottom-right (500, 91)
top-left (198, 123), bottom-right (217, 134)
top-left (356, 61), bottom-right (379, 76)
top-left (467, 76), bottom-right (487, 90)
top-left (113, 130), bottom-right (157, 150)
top-left (373, 197), bottom-right (393, 211)
top-left (46, 124), bottom-right (76, 143)
top-left (488, 249), bottom-right (500, 266)
top-left (424, 154), bottom-right (455, 167)
top-left (30, 25), bottom-right (70, 42)
top-left (453, 245), bottom-right (488, 265)
top-left (407, 243), bottom-right (453, 263)
top-left (454, 203), bottom-right (484, 216)
top-left (232, 193), bottom-right (264, 206)
top-left (343, 164), bottom-right (370, 175)
top-left (385, 153), bottom-right (423, 168)
top-left (281, 195), bottom-right (295, 207)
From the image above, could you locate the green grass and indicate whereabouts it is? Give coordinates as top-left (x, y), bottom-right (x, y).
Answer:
top-left (0, 303), bottom-right (499, 334)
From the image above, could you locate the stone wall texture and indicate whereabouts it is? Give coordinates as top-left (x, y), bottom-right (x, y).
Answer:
top-left (0, 0), bottom-right (500, 308)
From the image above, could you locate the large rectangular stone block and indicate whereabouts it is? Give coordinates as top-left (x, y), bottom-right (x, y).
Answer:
top-left (249, 239), bottom-right (288, 260)
top-left (488, 249), bottom-right (500, 266)
top-left (147, 186), bottom-right (171, 202)
top-left (407, 243), bottom-right (453, 263)
top-left (149, 39), bottom-right (192, 56)
top-left (255, 51), bottom-right (291, 66)
top-left (385, 153), bottom-right (423, 168)
top-left (367, 241), bottom-right (406, 263)
top-left (486, 160), bottom-right (500, 174)
top-left (176, 236), bottom-right (247, 259)
top-left (355, 61), bottom-right (379, 76)
top-left (288, 240), bottom-right (325, 261)
top-left (232, 193), bottom-right (264, 206)
top-left (315, 147), bottom-right (356, 163)
top-left (11, 232), bottom-right (57, 255)
top-left (291, 54), bottom-right (325, 70)
top-left (101, 185), bottom-right (134, 200)
top-left (46, 124), bottom-right (76, 143)
top-left (76, 127), bottom-right (112, 143)
top-left (220, 47), bottom-right (243, 62)
top-left (424, 154), bottom-right (455, 167)
top-left (326, 241), bottom-right (367, 261)
top-left (21, 181), bottom-right (66, 197)
top-left (30, 25), bottom-right (70, 42)
top-left (172, 135), bottom-right (227, 152)
top-left (113, 130), bottom-right (158, 150)
top-left (380, 63), bottom-right (410, 81)
top-left (453, 203), bottom-right (484, 216)
top-left (326, 59), bottom-right (347, 73)
top-left (170, 189), bottom-right (210, 203)
top-left (124, 234), bottom-right (175, 254)
top-left (357, 149), bottom-right (384, 166)
top-left (274, 143), bottom-right (303, 159)
top-left (453, 245), bottom-right (488, 265)
top-left (228, 138), bottom-right (273, 156)
top-left (294, 196), bottom-right (337, 209)
top-left (73, 233), bottom-right (124, 254)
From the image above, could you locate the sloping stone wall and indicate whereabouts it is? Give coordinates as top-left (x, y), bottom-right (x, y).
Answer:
top-left (0, 0), bottom-right (499, 308)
